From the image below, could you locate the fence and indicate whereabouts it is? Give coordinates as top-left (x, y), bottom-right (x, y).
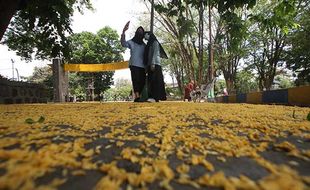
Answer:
top-left (215, 85), bottom-right (310, 107)
top-left (0, 78), bottom-right (48, 104)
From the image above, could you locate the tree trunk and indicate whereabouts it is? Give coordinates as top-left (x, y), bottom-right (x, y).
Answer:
top-left (0, 0), bottom-right (21, 41)
top-left (225, 79), bottom-right (234, 95)
top-left (207, 1), bottom-right (214, 83)
top-left (176, 74), bottom-right (183, 95)
top-left (265, 75), bottom-right (274, 90)
top-left (258, 78), bottom-right (264, 91)
top-left (171, 58), bottom-right (184, 95)
top-left (223, 69), bottom-right (234, 94)
top-left (179, 43), bottom-right (194, 82)
top-left (197, 0), bottom-right (204, 86)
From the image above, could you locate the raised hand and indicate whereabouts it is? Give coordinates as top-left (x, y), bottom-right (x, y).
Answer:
top-left (122, 21), bottom-right (130, 33)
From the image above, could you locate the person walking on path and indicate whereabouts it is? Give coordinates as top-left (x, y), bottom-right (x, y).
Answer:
top-left (121, 21), bottom-right (146, 102)
top-left (143, 32), bottom-right (167, 102)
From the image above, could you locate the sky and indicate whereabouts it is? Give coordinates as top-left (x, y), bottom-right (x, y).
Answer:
top-left (0, 0), bottom-right (151, 82)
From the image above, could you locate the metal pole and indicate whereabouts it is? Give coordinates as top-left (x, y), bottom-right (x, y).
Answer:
top-left (15, 68), bottom-right (19, 81)
top-left (150, 0), bottom-right (154, 33)
top-left (11, 59), bottom-right (14, 80)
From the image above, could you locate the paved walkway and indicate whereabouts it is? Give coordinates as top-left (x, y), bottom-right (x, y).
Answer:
top-left (0, 102), bottom-right (309, 190)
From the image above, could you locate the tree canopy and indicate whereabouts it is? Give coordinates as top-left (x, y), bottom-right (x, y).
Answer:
top-left (2, 0), bottom-right (92, 60)
top-left (66, 27), bottom-right (124, 100)
top-left (2, 0), bottom-right (309, 100)
top-left (25, 26), bottom-right (124, 101)
top-left (26, 66), bottom-right (53, 100)
top-left (285, 3), bottom-right (310, 85)
top-left (145, 0), bottom-right (306, 95)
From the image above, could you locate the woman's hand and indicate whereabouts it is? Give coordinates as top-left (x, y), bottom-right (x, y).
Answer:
top-left (122, 21), bottom-right (130, 34)
top-left (151, 64), bottom-right (155, 71)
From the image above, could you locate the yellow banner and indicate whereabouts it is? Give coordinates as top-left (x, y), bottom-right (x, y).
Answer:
top-left (64, 61), bottom-right (129, 72)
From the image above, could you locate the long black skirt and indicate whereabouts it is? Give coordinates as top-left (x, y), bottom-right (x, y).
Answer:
top-left (130, 66), bottom-right (146, 94)
top-left (147, 65), bottom-right (167, 101)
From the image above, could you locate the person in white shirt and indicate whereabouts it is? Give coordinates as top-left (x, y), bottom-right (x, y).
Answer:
top-left (121, 21), bottom-right (146, 102)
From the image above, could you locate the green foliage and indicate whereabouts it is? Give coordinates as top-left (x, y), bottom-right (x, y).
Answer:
top-left (37, 116), bottom-right (45, 123)
top-left (250, 0), bottom-right (297, 34)
top-left (244, 0), bottom-right (299, 90)
top-left (3, 0), bottom-right (92, 60)
top-left (27, 66), bottom-right (53, 84)
top-left (27, 66), bottom-right (53, 101)
top-left (177, 17), bottom-right (196, 40)
top-left (235, 70), bottom-right (258, 94)
top-left (166, 86), bottom-right (183, 100)
top-left (66, 27), bottom-right (124, 99)
top-left (274, 75), bottom-right (294, 89)
top-left (103, 79), bottom-right (132, 101)
top-left (68, 72), bottom-right (85, 98)
top-left (217, 0), bottom-right (256, 13)
top-left (25, 118), bottom-right (35, 124)
top-left (285, 8), bottom-right (310, 85)
top-left (25, 116), bottom-right (45, 124)
top-left (214, 79), bottom-right (227, 95)
top-left (221, 12), bottom-right (248, 52)
top-left (307, 112), bottom-right (310, 121)
top-left (155, 1), bottom-right (195, 40)
top-left (155, 0), bottom-right (255, 42)
top-left (153, 0), bottom-right (256, 87)
top-left (26, 27), bottom-right (123, 101)
top-left (151, 0), bottom-right (306, 93)
top-left (68, 27), bottom-right (123, 64)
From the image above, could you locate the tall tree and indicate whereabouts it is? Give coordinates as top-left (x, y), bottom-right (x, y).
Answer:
top-left (247, 0), bottom-right (298, 90)
top-left (1, 0), bottom-right (92, 60)
top-left (285, 1), bottom-right (310, 85)
top-left (152, 0), bottom-right (256, 91)
top-left (214, 10), bottom-right (249, 94)
top-left (154, 0), bottom-right (197, 84)
top-left (235, 70), bottom-right (258, 93)
top-left (27, 66), bottom-right (53, 100)
top-left (66, 27), bottom-right (124, 100)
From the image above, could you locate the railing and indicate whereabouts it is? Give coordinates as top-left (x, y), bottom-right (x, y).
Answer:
top-left (215, 86), bottom-right (310, 107)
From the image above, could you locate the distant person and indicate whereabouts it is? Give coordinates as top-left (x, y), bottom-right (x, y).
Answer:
top-left (143, 32), bottom-right (167, 102)
top-left (121, 21), bottom-right (146, 102)
top-left (223, 88), bottom-right (228, 96)
top-left (184, 80), bottom-right (194, 101)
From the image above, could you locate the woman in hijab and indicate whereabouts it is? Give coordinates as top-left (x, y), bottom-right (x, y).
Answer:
top-left (121, 21), bottom-right (146, 102)
top-left (144, 32), bottom-right (167, 102)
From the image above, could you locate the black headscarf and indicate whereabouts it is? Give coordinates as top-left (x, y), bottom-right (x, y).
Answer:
top-left (143, 32), bottom-right (168, 66)
top-left (131, 26), bottom-right (145, 45)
